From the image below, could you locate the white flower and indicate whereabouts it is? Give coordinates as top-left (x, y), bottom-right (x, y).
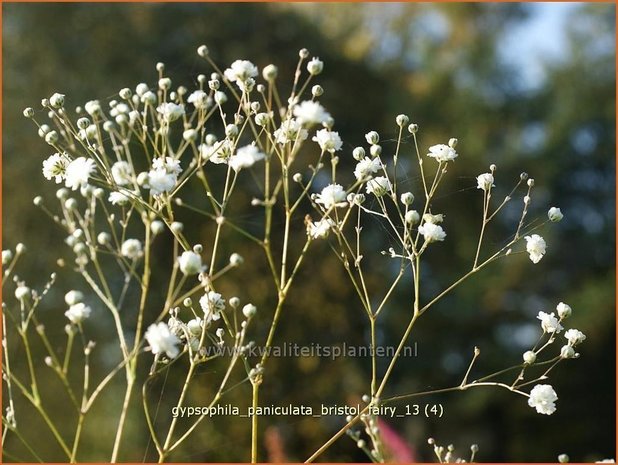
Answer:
top-left (108, 191), bottom-right (130, 205)
top-left (229, 145), bottom-right (266, 172)
top-left (2, 250), bottom-right (13, 265)
top-left (556, 302), bottom-right (572, 318)
top-left (548, 207), bottom-right (563, 222)
top-left (224, 60), bottom-right (258, 86)
top-left (64, 290), bottom-right (84, 305)
top-left (307, 57), bottom-right (324, 75)
top-left (156, 102), bottom-right (185, 123)
top-left (229, 253), bottom-right (244, 266)
top-left (564, 328), bottom-right (586, 346)
top-left (42, 152), bottom-right (70, 183)
top-left (476, 173), bottom-right (494, 191)
top-left (145, 322), bottom-right (180, 358)
top-left (405, 210), bottom-right (420, 224)
top-left (312, 129), bottom-right (343, 153)
top-left (315, 184), bottom-right (347, 209)
top-left (560, 345), bottom-right (576, 358)
top-left (178, 251), bottom-right (202, 276)
top-left (273, 118), bottom-right (309, 144)
top-left (65, 302), bottom-right (91, 324)
top-left (427, 144), bottom-right (458, 163)
top-left (537, 311), bottom-right (563, 334)
top-left (309, 218), bottom-right (335, 239)
top-left (148, 169), bottom-right (176, 195)
top-left (121, 239), bottom-right (143, 259)
top-left (187, 90), bottom-right (209, 109)
top-left (15, 286), bottom-right (30, 301)
top-left (242, 303), bottom-right (257, 318)
top-left (187, 318), bottom-right (203, 336)
top-left (199, 291), bottom-right (226, 321)
top-left (365, 176), bottom-right (392, 197)
top-left (65, 157), bottom-right (96, 190)
top-left (523, 350), bottom-right (537, 364)
top-left (418, 222), bottom-right (446, 243)
top-left (528, 384), bottom-right (558, 415)
top-left (202, 140), bottom-right (235, 164)
top-left (354, 157), bottom-right (381, 181)
top-left (152, 157), bottom-right (182, 175)
top-left (111, 161), bottom-right (133, 186)
top-left (293, 101), bottom-right (331, 126)
top-left (84, 100), bottom-right (101, 116)
top-left (525, 234), bottom-right (546, 264)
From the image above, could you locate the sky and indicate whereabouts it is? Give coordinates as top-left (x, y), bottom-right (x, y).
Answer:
top-left (499, 2), bottom-right (582, 88)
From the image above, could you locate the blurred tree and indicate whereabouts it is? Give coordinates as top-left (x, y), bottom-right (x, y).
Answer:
top-left (2, 2), bottom-right (614, 462)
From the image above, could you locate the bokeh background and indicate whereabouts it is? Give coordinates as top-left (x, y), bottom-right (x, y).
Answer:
top-left (2, 2), bottom-right (615, 462)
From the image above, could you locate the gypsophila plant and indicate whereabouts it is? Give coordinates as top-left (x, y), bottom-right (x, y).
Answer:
top-left (2, 45), bottom-right (590, 463)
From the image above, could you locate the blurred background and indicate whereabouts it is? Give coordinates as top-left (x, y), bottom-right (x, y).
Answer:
top-left (2, 2), bottom-right (615, 462)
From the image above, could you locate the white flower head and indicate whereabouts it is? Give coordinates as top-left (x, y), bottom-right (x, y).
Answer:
top-left (309, 218), bottom-right (336, 239)
top-left (293, 100), bottom-right (331, 126)
top-left (108, 191), bottom-right (130, 206)
top-left (312, 129), bottom-right (343, 153)
top-left (111, 161), bottom-right (134, 186)
top-left (148, 169), bottom-right (177, 195)
top-left (43, 152), bottom-right (70, 183)
top-left (427, 144), bottom-right (458, 163)
top-left (564, 328), bottom-right (586, 346)
top-left (145, 322), bottom-right (180, 358)
top-left (65, 157), bottom-right (96, 190)
top-left (156, 102), bottom-right (185, 123)
top-left (64, 290), bottom-right (84, 305)
top-left (229, 144), bottom-right (266, 172)
top-left (525, 234), bottom-right (546, 264)
top-left (476, 173), bottom-right (494, 191)
top-left (178, 251), bottom-right (203, 276)
top-left (307, 57), bottom-right (324, 75)
top-left (418, 222), bottom-right (447, 243)
top-left (556, 302), bottom-right (572, 318)
top-left (354, 157), bottom-right (381, 181)
top-left (365, 176), bottom-right (392, 197)
top-left (65, 302), bottom-right (91, 324)
top-left (537, 311), bottom-right (563, 334)
top-left (121, 239), bottom-right (143, 260)
top-left (199, 291), bottom-right (226, 322)
top-left (273, 118), bottom-right (308, 145)
top-left (224, 60), bottom-right (258, 87)
top-left (548, 207), bottom-right (564, 222)
top-left (528, 384), bottom-right (558, 415)
top-left (315, 184), bottom-right (347, 210)
top-left (152, 157), bottom-right (182, 176)
top-left (187, 318), bottom-right (203, 337)
top-left (187, 90), bottom-right (209, 109)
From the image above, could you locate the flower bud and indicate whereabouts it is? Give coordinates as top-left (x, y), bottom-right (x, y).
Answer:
top-left (408, 123), bottom-right (419, 134)
top-left (448, 138), bottom-right (458, 148)
top-left (558, 454), bottom-right (569, 463)
top-left (556, 302), bottom-right (571, 318)
top-left (229, 297), bottom-right (240, 308)
top-left (214, 91), bottom-right (227, 105)
top-left (400, 192), bottom-right (414, 206)
top-left (548, 207), bottom-right (563, 222)
top-left (150, 221), bottom-right (165, 236)
top-left (23, 107), bottom-right (34, 118)
top-left (45, 130), bottom-right (59, 145)
top-left (65, 290), bottom-right (84, 306)
top-left (197, 45), bottom-right (209, 57)
top-left (158, 78), bottom-right (172, 90)
top-left (2, 250), bottom-right (13, 265)
top-left (370, 145), bottom-right (382, 157)
top-left (299, 48), bottom-right (309, 59)
top-left (523, 350), bottom-right (536, 364)
top-left (405, 210), bottom-right (420, 225)
top-left (49, 93), bottom-right (65, 108)
top-left (527, 178), bottom-right (535, 187)
top-left (311, 85), bottom-right (324, 97)
top-left (229, 253), bottom-right (244, 267)
top-left (396, 114), bottom-right (409, 127)
top-left (170, 222), bottom-right (184, 234)
top-left (262, 64), bottom-right (278, 82)
top-left (560, 345), bottom-right (575, 359)
top-left (97, 232), bottom-right (111, 245)
top-left (119, 88), bottom-right (132, 99)
top-left (15, 285), bottom-right (30, 301)
top-left (307, 57), bottom-right (324, 75)
top-left (292, 173), bottom-right (303, 183)
top-left (242, 303), bottom-right (257, 318)
top-left (365, 131), bottom-right (380, 145)
top-left (352, 147), bottom-right (365, 161)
